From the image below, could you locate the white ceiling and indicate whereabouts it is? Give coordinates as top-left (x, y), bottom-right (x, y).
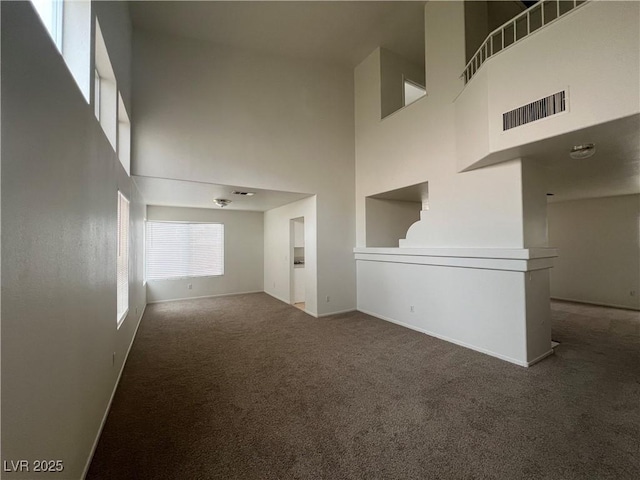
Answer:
top-left (129, 0), bottom-right (426, 68)
top-left (129, 1), bottom-right (638, 205)
top-left (133, 176), bottom-right (312, 211)
top-left (540, 115), bottom-right (640, 203)
top-left (465, 115), bottom-right (640, 203)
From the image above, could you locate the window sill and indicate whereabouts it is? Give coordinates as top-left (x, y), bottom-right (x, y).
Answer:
top-left (146, 275), bottom-right (224, 281)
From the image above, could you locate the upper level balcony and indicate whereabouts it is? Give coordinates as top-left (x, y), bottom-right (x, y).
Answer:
top-left (455, 0), bottom-right (639, 172)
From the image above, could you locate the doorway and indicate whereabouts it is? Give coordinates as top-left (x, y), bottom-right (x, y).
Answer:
top-left (290, 217), bottom-right (306, 310)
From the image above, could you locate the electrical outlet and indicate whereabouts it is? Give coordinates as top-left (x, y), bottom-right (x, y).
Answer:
top-left (326, 296), bottom-right (330, 303)
top-left (135, 307), bottom-right (138, 315)
top-left (631, 290), bottom-right (636, 297)
top-left (410, 305), bottom-right (415, 313)
top-left (188, 283), bottom-right (193, 290)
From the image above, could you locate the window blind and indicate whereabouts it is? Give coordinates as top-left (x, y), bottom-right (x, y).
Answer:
top-left (145, 222), bottom-right (224, 281)
top-left (117, 192), bottom-right (129, 323)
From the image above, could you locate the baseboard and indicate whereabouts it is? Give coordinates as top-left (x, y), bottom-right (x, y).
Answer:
top-left (264, 290), bottom-right (290, 305)
top-left (147, 290), bottom-right (264, 304)
top-left (82, 303), bottom-right (147, 479)
top-left (526, 349), bottom-right (554, 367)
top-left (265, 291), bottom-right (321, 318)
top-left (317, 308), bottom-right (357, 318)
top-left (551, 296), bottom-right (639, 311)
top-left (357, 308), bottom-right (530, 367)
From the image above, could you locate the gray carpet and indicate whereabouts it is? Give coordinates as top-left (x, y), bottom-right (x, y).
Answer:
top-left (87, 293), bottom-right (640, 479)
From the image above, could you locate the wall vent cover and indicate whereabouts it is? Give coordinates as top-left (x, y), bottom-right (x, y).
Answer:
top-left (503, 90), bottom-right (566, 131)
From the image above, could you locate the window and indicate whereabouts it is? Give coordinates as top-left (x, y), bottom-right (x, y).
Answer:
top-left (95, 19), bottom-right (117, 151)
top-left (117, 192), bottom-right (130, 326)
top-left (145, 222), bottom-right (225, 281)
top-left (403, 78), bottom-right (426, 107)
top-left (31, 0), bottom-right (91, 102)
top-left (118, 93), bottom-right (131, 175)
top-left (31, 0), bottom-right (63, 51)
top-left (62, 0), bottom-right (91, 102)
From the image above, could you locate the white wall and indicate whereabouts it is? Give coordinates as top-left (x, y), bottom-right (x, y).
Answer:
top-left (1, 3), bottom-right (144, 478)
top-left (356, 47), bottom-right (528, 248)
top-left (132, 31), bottom-right (356, 316)
top-left (548, 195), bottom-right (640, 310)
top-left (264, 197), bottom-right (318, 316)
top-left (146, 206), bottom-right (264, 303)
top-left (354, 2), bottom-right (554, 366)
top-left (521, 160), bottom-right (549, 248)
top-left (356, 252), bottom-right (553, 366)
top-left (355, 1), bottom-right (537, 250)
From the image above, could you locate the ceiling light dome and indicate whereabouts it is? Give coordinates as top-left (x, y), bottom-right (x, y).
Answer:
top-left (569, 143), bottom-right (596, 159)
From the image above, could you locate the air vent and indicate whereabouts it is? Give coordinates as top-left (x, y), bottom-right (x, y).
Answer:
top-left (232, 191), bottom-right (255, 196)
top-left (503, 91), bottom-right (566, 131)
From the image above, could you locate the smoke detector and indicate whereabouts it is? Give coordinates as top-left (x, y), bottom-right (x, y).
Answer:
top-left (213, 198), bottom-right (232, 208)
top-left (569, 143), bottom-right (596, 159)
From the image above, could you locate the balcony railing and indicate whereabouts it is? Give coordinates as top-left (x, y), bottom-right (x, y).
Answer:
top-left (462, 0), bottom-right (588, 84)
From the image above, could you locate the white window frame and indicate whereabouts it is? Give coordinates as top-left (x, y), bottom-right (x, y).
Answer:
top-left (117, 192), bottom-right (130, 327)
top-left (117, 93), bottom-right (131, 175)
top-left (94, 68), bottom-right (101, 120)
top-left (402, 77), bottom-right (427, 107)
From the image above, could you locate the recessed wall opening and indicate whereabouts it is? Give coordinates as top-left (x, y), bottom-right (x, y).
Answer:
top-left (365, 182), bottom-right (428, 247)
top-left (380, 44), bottom-right (426, 118)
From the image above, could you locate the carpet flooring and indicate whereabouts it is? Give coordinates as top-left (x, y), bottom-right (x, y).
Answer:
top-left (87, 294), bottom-right (640, 480)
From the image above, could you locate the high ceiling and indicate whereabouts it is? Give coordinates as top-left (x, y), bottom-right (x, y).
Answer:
top-left (129, 0), bottom-right (427, 210)
top-left (129, 1), bottom-right (638, 207)
top-left (129, 0), bottom-right (426, 68)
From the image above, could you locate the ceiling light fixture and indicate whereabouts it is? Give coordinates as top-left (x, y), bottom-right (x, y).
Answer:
top-left (232, 191), bottom-right (255, 196)
top-left (213, 198), bottom-right (232, 208)
top-left (569, 143), bottom-right (596, 160)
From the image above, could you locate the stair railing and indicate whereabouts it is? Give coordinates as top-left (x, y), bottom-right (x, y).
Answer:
top-left (462, 0), bottom-right (588, 85)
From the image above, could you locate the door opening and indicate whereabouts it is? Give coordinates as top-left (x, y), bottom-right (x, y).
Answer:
top-left (290, 217), bottom-right (305, 310)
